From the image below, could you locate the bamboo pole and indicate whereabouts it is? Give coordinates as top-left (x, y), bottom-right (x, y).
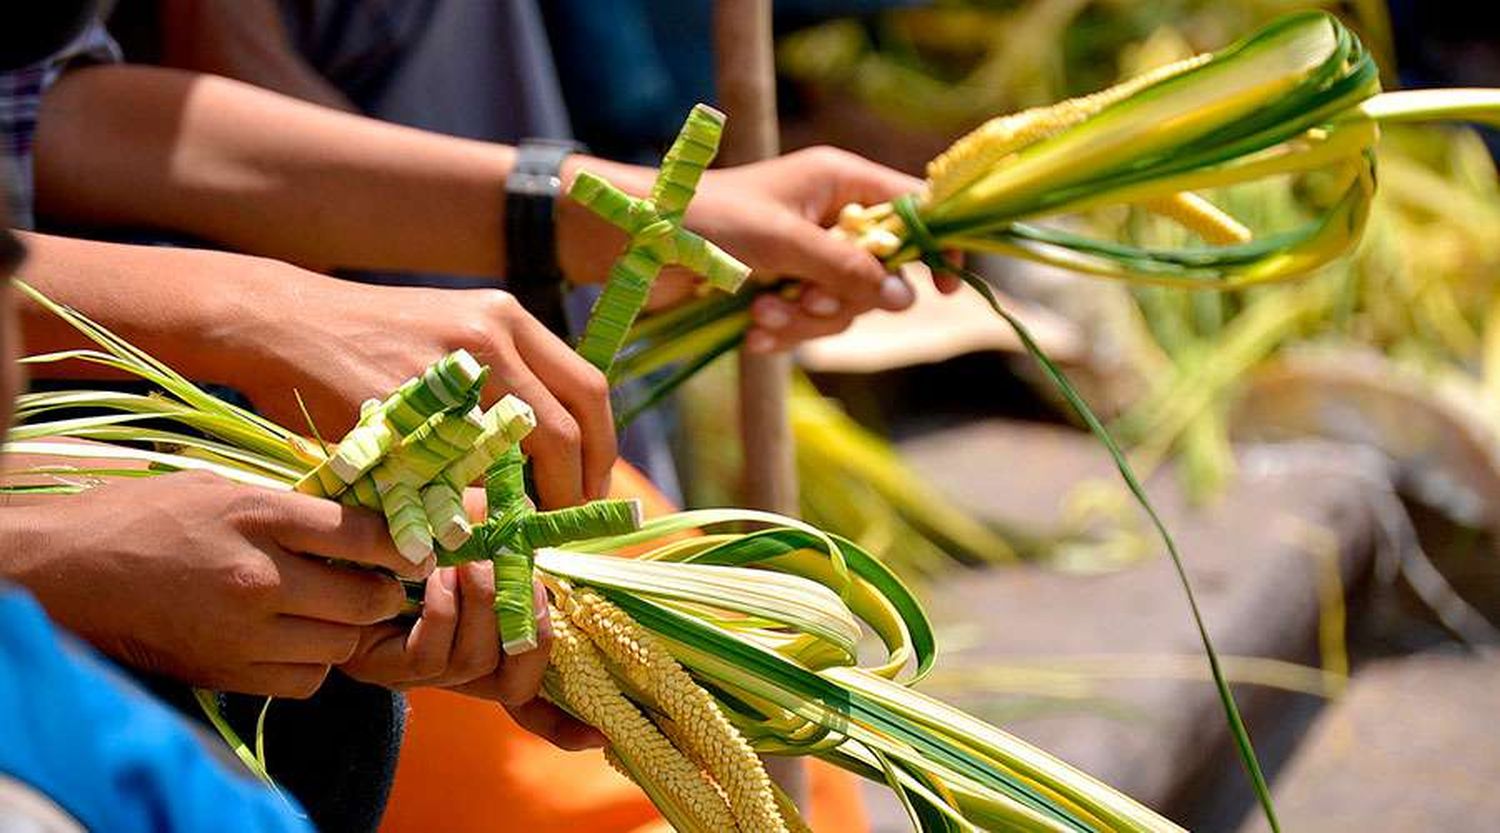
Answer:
top-left (713, 0), bottom-right (806, 805)
top-left (714, 0), bottom-right (797, 517)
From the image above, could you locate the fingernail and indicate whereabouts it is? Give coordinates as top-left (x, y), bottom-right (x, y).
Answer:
top-left (757, 304), bottom-right (790, 329)
top-left (440, 568), bottom-right (458, 592)
top-left (878, 275), bottom-right (915, 309)
top-left (746, 331), bottom-right (776, 353)
top-left (806, 294), bottom-right (841, 316)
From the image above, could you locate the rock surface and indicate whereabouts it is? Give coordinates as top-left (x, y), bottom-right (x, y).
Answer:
top-left (857, 420), bottom-right (1382, 831)
top-left (1238, 650), bottom-right (1500, 833)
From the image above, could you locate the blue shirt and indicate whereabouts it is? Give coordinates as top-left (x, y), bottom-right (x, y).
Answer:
top-left (0, 585), bottom-right (311, 833)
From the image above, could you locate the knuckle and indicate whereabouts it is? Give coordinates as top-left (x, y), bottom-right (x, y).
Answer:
top-left (768, 210), bottom-right (805, 244)
top-left (451, 318), bottom-right (502, 359)
top-left (450, 294), bottom-right (515, 350)
top-left (222, 559), bottom-right (279, 602)
top-left (112, 635), bottom-right (171, 677)
top-left (802, 144), bottom-right (834, 163)
top-left (332, 632), bottom-right (361, 665)
top-left (750, 292), bottom-right (779, 313)
top-left (477, 289), bottom-right (520, 324)
top-left (495, 681), bottom-right (526, 706)
top-left (423, 594), bottom-right (458, 629)
top-left (578, 365), bottom-right (610, 404)
top-left (806, 144), bottom-right (852, 168)
top-left (223, 487), bottom-right (284, 535)
top-left (346, 517), bottom-right (394, 565)
top-left (539, 413), bottom-right (581, 453)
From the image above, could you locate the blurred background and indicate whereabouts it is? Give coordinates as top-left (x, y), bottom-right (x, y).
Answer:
top-left (630, 4), bottom-right (1500, 831)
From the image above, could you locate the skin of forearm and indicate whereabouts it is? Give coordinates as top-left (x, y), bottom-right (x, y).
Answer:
top-left (11, 233), bottom-right (595, 445)
top-left (13, 232), bottom-right (292, 388)
top-left (33, 64), bottom-right (652, 283)
top-left (0, 502), bottom-right (53, 584)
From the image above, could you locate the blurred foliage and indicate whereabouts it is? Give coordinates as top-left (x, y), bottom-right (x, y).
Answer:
top-left (675, 1), bottom-right (1494, 585)
top-left (1107, 122), bottom-right (1500, 500)
top-left (779, 0), bottom-right (1393, 134)
top-left (675, 362), bottom-right (1032, 580)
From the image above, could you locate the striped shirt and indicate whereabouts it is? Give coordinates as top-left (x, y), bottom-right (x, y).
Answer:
top-left (0, 21), bottom-right (119, 229)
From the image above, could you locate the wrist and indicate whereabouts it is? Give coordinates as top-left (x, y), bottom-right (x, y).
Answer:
top-left (0, 502), bottom-right (66, 592)
top-left (555, 156), bottom-right (657, 285)
top-left (14, 236), bottom-right (269, 390)
top-left (0, 496), bottom-right (132, 662)
top-left (506, 140), bottom-right (587, 334)
top-left (204, 256), bottom-right (331, 395)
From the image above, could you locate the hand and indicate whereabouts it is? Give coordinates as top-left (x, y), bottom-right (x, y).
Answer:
top-left (561, 146), bottom-right (960, 353)
top-left (341, 566), bottom-right (605, 751)
top-left (2, 471), bottom-right (431, 697)
top-left (238, 271), bottom-right (614, 509)
top-left (691, 147), bottom-right (964, 352)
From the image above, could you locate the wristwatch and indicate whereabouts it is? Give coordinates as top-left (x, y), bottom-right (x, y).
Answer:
top-left (505, 139), bottom-right (587, 337)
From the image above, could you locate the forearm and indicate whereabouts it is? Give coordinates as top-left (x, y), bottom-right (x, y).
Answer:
top-left (33, 64), bottom-right (652, 281)
top-left (34, 64), bottom-right (511, 275)
top-left (14, 232), bottom-right (290, 387)
top-left (0, 501), bottom-right (59, 584)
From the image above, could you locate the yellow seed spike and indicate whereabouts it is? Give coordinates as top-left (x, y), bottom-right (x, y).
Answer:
top-left (651, 715), bottom-right (745, 821)
top-left (1142, 192), bottom-right (1254, 246)
top-left (549, 611), bottom-right (737, 832)
top-left (566, 590), bottom-right (788, 833)
top-left (603, 746), bottom-right (740, 833)
top-left (926, 52), bottom-right (1215, 203)
top-left (927, 108), bottom-right (1082, 204)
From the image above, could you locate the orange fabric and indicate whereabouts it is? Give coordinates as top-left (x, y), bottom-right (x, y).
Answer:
top-left (379, 459), bottom-right (870, 833)
top-left (380, 690), bottom-right (868, 833)
top-left (604, 459), bottom-right (679, 517)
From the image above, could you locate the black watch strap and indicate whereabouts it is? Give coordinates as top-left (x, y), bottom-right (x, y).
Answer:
top-left (505, 139), bottom-right (585, 337)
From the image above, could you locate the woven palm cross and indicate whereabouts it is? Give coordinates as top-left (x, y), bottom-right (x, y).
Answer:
top-left (569, 104), bottom-right (752, 373)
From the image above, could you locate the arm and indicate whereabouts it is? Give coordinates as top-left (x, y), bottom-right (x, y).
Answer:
top-left (0, 470), bottom-right (598, 749)
top-left (34, 65), bottom-right (520, 276)
top-left (34, 65), bottom-right (937, 346)
top-left (0, 471), bottom-right (426, 696)
top-left (15, 232), bottom-right (615, 506)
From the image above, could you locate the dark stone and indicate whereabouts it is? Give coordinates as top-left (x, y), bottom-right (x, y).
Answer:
top-left (858, 420), bottom-right (1380, 831)
top-left (1238, 650), bottom-right (1500, 833)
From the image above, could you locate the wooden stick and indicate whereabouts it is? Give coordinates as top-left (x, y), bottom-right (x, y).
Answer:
top-left (713, 0), bottom-right (797, 518)
top-left (713, 0), bottom-right (806, 806)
